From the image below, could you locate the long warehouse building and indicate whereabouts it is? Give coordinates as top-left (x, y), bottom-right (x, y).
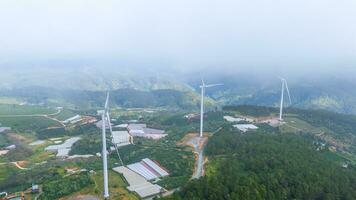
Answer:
top-left (127, 158), bottom-right (169, 181)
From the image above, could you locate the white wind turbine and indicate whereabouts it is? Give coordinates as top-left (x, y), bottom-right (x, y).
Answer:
top-left (199, 79), bottom-right (223, 137)
top-left (101, 92), bottom-right (110, 199)
top-left (104, 92), bottom-right (124, 167)
top-left (279, 78), bottom-right (292, 121)
top-left (101, 91), bottom-right (125, 199)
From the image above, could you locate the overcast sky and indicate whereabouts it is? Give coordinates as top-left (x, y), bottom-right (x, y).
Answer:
top-left (0, 0), bottom-right (356, 74)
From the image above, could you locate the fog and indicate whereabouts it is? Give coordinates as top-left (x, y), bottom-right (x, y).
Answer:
top-left (0, 0), bottom-right (356, 77)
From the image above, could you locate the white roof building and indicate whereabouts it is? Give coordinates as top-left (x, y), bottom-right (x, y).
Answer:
top-left (128, 163), bottom-right (159, 180)
top-left (57, 148), bottom-right (71, 157)
top-left (127, 123), bottom-right (147, 130)
top-left (5, 144), bottom-right (16, 150)
top-left (127, 158), bottom-right (169, 181)
top-left (115, 124), bottom-right (128, 128)
top-left (113, 166), bottom-right (165, 198)
top-left (63, 115), bottom-right (82, 124)
top-left (95, 119), bottom-right (111, 129)
top-left (233, 124), bottom-right (258, 132)
top-left (127, 124), bottom-right (167, 140)
top-left (0, 127), bottom-right (11, 133)
top-left (45, 137), bottom-right (80, 157)
top-left (112, 131), bottom-right (133, 147)
top-left (142, 158), bottom-right (169, 177)
top-left (223, 116), bottom-right (244, 122)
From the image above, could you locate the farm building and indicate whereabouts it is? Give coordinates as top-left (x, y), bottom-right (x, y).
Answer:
top-left (184, 113), bottom-right (200, 121)
top-left (113, 166), bottom-right (165, 198)
top-left (127, 158), bottom-right (169, 181)
top-left (115, 123), bottom-right (128, 128)
top-left (127, 124), bottom-right (167, 139)
top-left (45, 137), bottom-right (80, 157)
top-left (31, 184), bottom-right (39, 193)
top-left (233, 124), bottom-right (258, 132)
top-left (112, 131), bottom-right (133, 147)
top-left (127, 123), bottom-right (147, 130)
top-left (223, 116), bottom-right (244, 122)
top-left (63, 115), bottom-right (82, 124)
top-left (95, 119), bottom-right (111, 129)
top-left (0, 127), bottom-right (11, 133)
top-left (5, 144), bottom-right (16, 150)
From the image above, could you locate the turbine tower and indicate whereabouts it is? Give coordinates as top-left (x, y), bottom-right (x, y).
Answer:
top-left (101, 92), bottom-right (110, 199)
top-left (199, 80), bottom-right (223, 137)
top-left (105, 93), bottom-right (125, 166)
top-left (279, 78), bottom-right (291, 121)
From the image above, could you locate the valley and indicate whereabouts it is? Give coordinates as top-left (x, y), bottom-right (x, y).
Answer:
top-left (1, 100), bottom-right (356, 199)
top-left (1, 1), bottom-right (355, 199)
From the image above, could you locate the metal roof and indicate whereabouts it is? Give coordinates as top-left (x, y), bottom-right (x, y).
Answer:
top-left (142, 158), bottom-right (169, 177)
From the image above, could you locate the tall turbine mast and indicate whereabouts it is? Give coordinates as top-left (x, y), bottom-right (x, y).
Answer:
top-left (199, 80), bottom-right (223, 137)
top-left (101, 92), bottom-right (110, 199)
top-left (279, 78), bottom-right (291, 121)
top-left (199, 80), bottom-right (205, 138)
top-left (105, 93), bottom-right (125, 166)
top-left (279, 79), bottom-right (285, 121)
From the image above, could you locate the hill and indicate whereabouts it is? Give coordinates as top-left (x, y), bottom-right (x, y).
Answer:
top-left (0, 66), bottom-right (192, 92)
top-left (3, 67), bottom-right (356, 114)
top-left (223, 105), bottom-right (356, 157)
top-left (163, 105), bottom-right (356, 200)
top-left (165, 131), bottom-right (356, 200)
top-left (0, 87), bottom-right (204, 110)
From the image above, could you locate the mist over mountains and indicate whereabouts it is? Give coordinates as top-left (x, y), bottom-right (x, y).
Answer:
top-left (1, 66), bottom-right (356, 114)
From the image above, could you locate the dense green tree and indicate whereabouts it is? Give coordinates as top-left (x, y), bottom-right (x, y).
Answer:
top-left (164, 130), bottom-right (356, 200)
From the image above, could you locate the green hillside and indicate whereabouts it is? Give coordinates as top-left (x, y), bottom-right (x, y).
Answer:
top-left (166, 132), bottom-right (356, 200)
top-left (0, 87), bottom-right (204, 110)
top-left (163, 105), bottom-right (356, 200)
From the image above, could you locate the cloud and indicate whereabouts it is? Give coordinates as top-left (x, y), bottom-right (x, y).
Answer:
top-left (0, 0), bottom-right (355, 73)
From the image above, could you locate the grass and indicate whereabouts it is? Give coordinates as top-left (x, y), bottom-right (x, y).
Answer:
top-left (280, 116), bottom-right (356, 166)
top-left (0, 134), bottom-right (11, 148)
top-left (54, 109), bottom-right (77, 121)
top-left (26, 141), bottom-right (55, 165)
top-left (0, 97), bottom-right (22, 105)
top-left (0, 104), bottom-right (56, 116)
top-left (280, 117), bottom-right (330, 134)
top-left (320, 150), bottom-right (348, 163)
top-left (0, 163), bottom-right (19, 183)
top-left (0, 116), bottom-right (61, 131)
top-left (337, 151), bottom-right (356, 165)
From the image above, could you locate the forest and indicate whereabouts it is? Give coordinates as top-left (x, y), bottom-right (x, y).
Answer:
top-left (164, 129), bottom-right (356, 200)
top-left (223, 105), bottom-right (278, 117)
top-left (39, 172), bottom-right (93, 200)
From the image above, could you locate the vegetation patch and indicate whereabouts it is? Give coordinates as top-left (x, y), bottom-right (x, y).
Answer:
top-left (164, 129), bottom-right (356, 200)
top-left (223, 105), bottom-right (278, 117)
top-left (0, 104), bottom-right (55, 115)
top-left (39, 172), bottom-right (93, 200)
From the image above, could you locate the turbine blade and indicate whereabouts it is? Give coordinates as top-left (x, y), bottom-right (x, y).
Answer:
top-left (284, 80), bottom-right (292, 105)
top-left (204, 83), bottom-right (223, 88)
top-left (106, 112), bottom-right (113, 135)
top-left (104, 91), bottom-right (110, 111)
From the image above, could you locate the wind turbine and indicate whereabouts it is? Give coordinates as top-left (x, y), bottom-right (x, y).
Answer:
top-left (101, 92), bottom-right (110, 199)
top-left (279, 78), bottom-right (292, 121)
top-left (199, 80), bottom-right (223, 137)
top-left (101, 91), bottom-right (125, 199)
